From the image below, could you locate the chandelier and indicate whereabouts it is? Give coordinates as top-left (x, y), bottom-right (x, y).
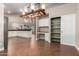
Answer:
top-left (20, 3), bottom-right (46, 18)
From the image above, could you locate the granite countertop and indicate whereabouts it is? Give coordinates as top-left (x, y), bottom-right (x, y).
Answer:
top-left (8, 29), bottom-right (31, 31)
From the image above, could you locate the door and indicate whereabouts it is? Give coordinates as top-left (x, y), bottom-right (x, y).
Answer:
top-left (61, 14), bottom-right (75, 46)
top-left (4, 16), bottom-right (8, 50)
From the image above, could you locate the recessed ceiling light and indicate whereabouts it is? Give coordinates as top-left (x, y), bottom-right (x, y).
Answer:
top-left (24, 8), bottom-right (28, 12)
top-left (41, 4), bottom-right (45, 9)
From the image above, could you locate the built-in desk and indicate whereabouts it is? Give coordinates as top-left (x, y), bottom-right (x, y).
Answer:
top-left (8, 29), bottom-right (32, 38)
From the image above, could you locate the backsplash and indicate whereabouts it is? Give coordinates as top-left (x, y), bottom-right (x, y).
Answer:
top-left (7, 15), bottom-right (32, 30)
top-left (8, 22), bottom-right (32, 30)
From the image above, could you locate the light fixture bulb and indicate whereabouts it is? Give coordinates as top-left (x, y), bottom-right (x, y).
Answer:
top-left (22, 12), bottom-right (25, 15)
top-left (41, 4), bottom-right (45, 9)
top-left (31, 4), bottom-right (35, 10)
top-left (24, 8), bottom-right (28, 12)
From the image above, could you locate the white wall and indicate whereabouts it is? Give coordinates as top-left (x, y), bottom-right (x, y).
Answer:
top-left (39, 17), bottom-right (49, 26)
top-left (0, 3), bottom-right (4, 51)
top-left (76, 4), bottom-right (79, 50)
top-left (38, 4), bottom-right (77, 44)
top-left (6, 15), bottom-right (24, 30)
top-left (46, 4), bottom-right (77, 18)
top-left (61, 14), bottom-right (76, 46)
top-left (46, 4), bottom-right (77, 45)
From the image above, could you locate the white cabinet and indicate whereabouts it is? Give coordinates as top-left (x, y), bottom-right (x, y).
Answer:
top-left (8, 31), bottom-right (17, 37)
top-left (37, 16), bottom-right (50, 42)
top-left (18, 31), bottom-right (32, 38)
top-left (8, 31), bottom-right (32, 38)
top-left (61, 14), bottom-right (75, 46)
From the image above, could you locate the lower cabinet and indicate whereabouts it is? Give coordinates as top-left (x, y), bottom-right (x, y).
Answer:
top-left (8, 31), bottom-right (32, 38)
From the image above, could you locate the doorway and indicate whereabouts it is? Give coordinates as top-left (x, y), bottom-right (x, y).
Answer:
top-left (51, 17), bottom-right (61, 43)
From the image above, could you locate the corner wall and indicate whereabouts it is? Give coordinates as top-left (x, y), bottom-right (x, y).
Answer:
top-left (0, 3), bottom-right (4, 51)
top-left (76, 4), bottom-right (79, 51)
top-left (46, 3), bottom-right (77, 46)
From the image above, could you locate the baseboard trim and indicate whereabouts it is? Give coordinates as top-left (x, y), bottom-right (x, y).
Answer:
top-left (45, 40), bottom-right (51, 43)
top-left (61, 43), bottom-right (79, 52)
top-left (61, 43), bottom-right (75, 47)
top-left (0, 48), bottom-right (4, 51)
top-left (74, 45), bottom-right (79, 52)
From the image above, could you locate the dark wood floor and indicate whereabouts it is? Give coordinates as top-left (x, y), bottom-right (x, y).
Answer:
top-left (0, 37), bottom-right (79, 56)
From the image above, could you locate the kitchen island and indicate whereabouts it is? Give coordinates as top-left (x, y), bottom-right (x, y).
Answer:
top-left (8, 29), bottom-right (32, 38)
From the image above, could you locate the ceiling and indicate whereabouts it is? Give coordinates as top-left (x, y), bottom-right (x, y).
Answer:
top-left (4, 3), bottom-right (64, 15)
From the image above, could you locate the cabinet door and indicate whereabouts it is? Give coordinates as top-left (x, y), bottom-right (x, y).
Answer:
top-left (45, 33), bottom-right (50, 42)
top-left (61, 14), bottom-right (75, 46)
